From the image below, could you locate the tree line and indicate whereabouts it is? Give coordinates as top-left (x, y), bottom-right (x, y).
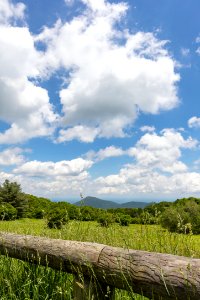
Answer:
top-left (0, 179), bottom-right (200, 234)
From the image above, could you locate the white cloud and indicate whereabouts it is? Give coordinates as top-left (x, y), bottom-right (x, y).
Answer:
top-left (140, 125), bottom-right (155, 132)
top-left (57, 126), bottom-right (100, 143)
top-left (0, 0), bottom-right (180, 145)
top-left (95, 165), bottom-right (200, 197)
top-left (180, 48), bottom-right (190, 57)
top-left (1, 128), bottom-right (199, 199)
top-left (127, 129), bottom-right (197, 173)
top-left (0, 0), bottom-right (25, 24)
top-left (92, 129), bottom-right (199, 196)
top-left (195, 36), bottom-right (200, 55)
top-left (196, 36), bottom-right (200, 43)
top-left (36, 0), bottom-right (179, 142)
top-left (9, 157), bottom-right (93, 198)
top-left (13, 158), bottom-right (93, 177)
top-left (188, 116), bottom-right (200, 128)
top-left (0, 19), bottom-right (58, 144)
top-left (86, 145), bottom-right (125, 161)
top-left (0, 147), bottom-right (26, 165)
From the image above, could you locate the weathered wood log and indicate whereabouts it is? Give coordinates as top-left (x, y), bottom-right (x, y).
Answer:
top-left (0, 232), bottom-right (200, 300)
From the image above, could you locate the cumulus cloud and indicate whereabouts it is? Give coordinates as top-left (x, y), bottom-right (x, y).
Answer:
top-left (10, 157), bottom-right (93, 198)
top-left (0, 147), bottom-right (26, 165)
top-left (1, 128), bottom-right (199, 199)
top-left (127, 129), bottom-right (197, 173)
top-left (0, 5), bottom-right (58, 144)
top-left (13, 158), bottom-right (93, 177)
top-left (188, 116), bottom-right (200, 128)
top-left (0, 0), bottom-right (180, 145)
top-left (35, 0), bottom-right (179, 142)
top-left (57, 126), bottom-right (100, 143)
top-left (95, 166), bottom-right (200, 197)
top-left (93, 129), bottom-right (199, 196)
top-left (86, 145), bottom-right (125, 161)
top-left (0, 0), bottom-right (25, 24)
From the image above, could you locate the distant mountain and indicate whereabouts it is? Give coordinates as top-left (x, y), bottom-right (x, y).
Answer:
top-left (74, 196), bottom-right (119, 209)
top-left (120, 201), bottom-right (150, 209)
top-left (74, 196), bottom-right (149, 209)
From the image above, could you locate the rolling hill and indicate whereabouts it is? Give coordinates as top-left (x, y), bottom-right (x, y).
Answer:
top-left (74, 196), bottom-right (149, 209)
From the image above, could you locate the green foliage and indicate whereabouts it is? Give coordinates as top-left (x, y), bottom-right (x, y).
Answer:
top-left (97, 212), bottom-right (115, 227)
top-left (116, 213), bottom-right (132, 226)
top-left (47, 208), bottom-right (69, 229)
top-left (0, 203), bottom-right (17, 220)
top-left (26, 194), bottom-right (53, 218)
top-left (160, 201), bottom-right (200, 234)
top-left (0, 180), bottom-right (27, 218)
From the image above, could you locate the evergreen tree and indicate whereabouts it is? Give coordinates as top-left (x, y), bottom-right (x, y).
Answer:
top-left (0, 180), bottom-right (27, 218)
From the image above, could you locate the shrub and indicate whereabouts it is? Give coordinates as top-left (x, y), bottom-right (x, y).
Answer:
top-left (98, 212), bottom-right (115, 227)
top-left (116, 213), bottom-right (132, 226)
top-left (47, 208), bottom-right (69, 229)
top-left (0, 203), bottom-right (17, 220)
top-left (33, 209), bottom-right (45, 219)
top-left (160, 201), bottom-right (200, 234)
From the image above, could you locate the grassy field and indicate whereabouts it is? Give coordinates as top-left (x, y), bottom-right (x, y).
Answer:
top-left (0, 219), bottom-right (200, 299)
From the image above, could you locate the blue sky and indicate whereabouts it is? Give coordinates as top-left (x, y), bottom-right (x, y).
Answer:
top-left (0, 0), bottom-right (200, 202)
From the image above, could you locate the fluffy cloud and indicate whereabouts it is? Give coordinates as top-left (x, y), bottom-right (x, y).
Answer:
top-left (95, 166), bottom-right (200, 197)
top-left (127, 129), bottom-right (197, 173)
top-left (35, 0), bottom-right (179, 142)
top-left (86, 145), bottom-right (125, 161)
top-left (0, 147), bottom-right (26, 165)
top-left (93, 129), bottom-right (199, 196)
top-left (0, 0), bottom-right (180, 145)
top-left (13, 158), bottom-right (93, 177)
top-left (10, 157), bottom-right (93, 198)
top-left (0, 0), bottom-right (25, 24)
top-left (0, 3), bottom-right (58, 144)
top-left (188, 116), bottom-right (200, 128)
top-left (1, 128), bottom-right (199, 199)
top-left (57, 126), bottom-right (100, 143)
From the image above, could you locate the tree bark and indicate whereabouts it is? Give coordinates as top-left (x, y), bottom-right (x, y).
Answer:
top-left (0, 232), bottom-right (200, 300)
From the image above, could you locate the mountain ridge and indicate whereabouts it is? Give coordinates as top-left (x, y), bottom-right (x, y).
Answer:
top-left (74, 196), bottom-right (150, 209)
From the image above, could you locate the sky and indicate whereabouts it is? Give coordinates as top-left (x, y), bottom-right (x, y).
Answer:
top-left (0, 0), bottom-right (200, 202)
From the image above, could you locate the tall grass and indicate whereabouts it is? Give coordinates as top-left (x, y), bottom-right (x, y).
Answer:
top-left (0, 219), bottom-right (199, 299)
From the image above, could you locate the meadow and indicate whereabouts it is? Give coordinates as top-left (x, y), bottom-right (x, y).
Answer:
top-left (0, 219), bottom-right (200, 299)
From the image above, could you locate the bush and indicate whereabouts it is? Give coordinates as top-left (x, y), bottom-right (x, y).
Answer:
top-left (98, 212), bottom-right (115, 227)
top-left (47, 208), bottom-right (69, 229)
top-left (116, 213), bottom-right (132, 226)
top-left (33, 209), bottom-right (45, 219)
top-left (160, 201), bottom-right (200, 234)
top-left (0, 203), bottom-right (17, 220)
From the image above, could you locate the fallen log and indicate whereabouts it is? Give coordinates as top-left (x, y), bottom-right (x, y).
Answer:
top-left (0, 232), bottom-right (199, 299)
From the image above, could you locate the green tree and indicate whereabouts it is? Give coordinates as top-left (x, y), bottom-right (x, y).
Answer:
top-left (97, 212), bottom-right (115, 227)
top-left (160, 201), bottom-right (200, 234)
top-left (0, 180), bottom-right (27, 218)
top-left (116, 213), bottom-right (132, 226)
top-left (0, 203), bottom-right (17, 220)
top-left (47, 208), bottom-right (69, 229)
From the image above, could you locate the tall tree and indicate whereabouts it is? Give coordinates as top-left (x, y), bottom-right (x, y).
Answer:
top-left (0, 180), bottom-right (27, 218)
